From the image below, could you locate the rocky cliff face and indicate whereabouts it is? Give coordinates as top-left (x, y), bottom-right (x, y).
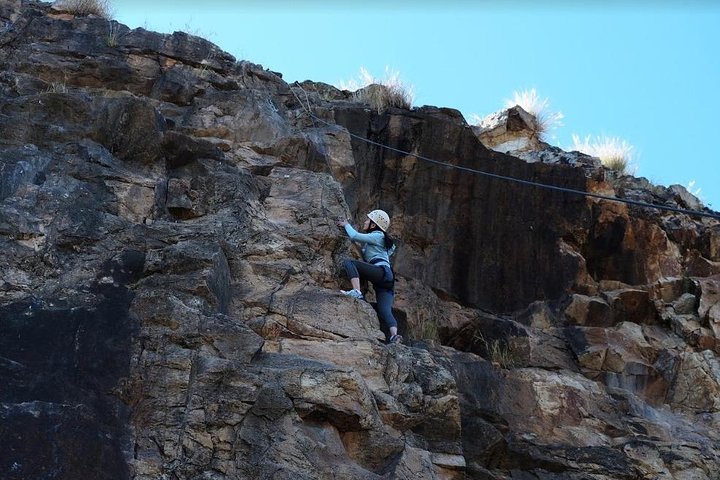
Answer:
top-left (2, 3), bottom-right (720, 479)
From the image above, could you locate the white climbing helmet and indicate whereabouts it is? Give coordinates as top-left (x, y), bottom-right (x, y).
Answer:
top-left (367, 209), bottom-right (390, 232)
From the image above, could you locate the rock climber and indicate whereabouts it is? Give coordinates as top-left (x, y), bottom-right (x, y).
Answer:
top-left (337, 209), bottom-right (402, 344)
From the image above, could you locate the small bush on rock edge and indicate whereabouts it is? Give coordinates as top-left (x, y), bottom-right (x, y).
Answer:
top-left (407, 316), bottom-right (439, 343)
top-left (53, 0), bottom-right (113, 19)
top-left (504, 88), bottom-right (564, 141)
top-left (105, 20), bottom-right (123, 47)
top-left (338, 66), bottom-right (414, 113)
top-left (473, 332), bottom-right (517, 369)
top-left (572, 134), bottom-right (635, 174)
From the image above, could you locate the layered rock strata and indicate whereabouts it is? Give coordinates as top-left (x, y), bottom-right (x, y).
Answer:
top-left (2, 3), bottom-right (720, 479)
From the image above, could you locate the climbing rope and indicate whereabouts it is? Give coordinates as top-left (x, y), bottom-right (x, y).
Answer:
top-left (288, 83), bottom-right (720, 221)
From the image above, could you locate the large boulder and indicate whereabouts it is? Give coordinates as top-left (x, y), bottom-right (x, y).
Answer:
top-left (472, 105), bottom-right (539, 153)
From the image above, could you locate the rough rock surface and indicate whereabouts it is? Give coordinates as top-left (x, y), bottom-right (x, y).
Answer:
top-left (2, 3), bottom-right (720, 479)
top-left (472, 106), bottom-right (539, 153)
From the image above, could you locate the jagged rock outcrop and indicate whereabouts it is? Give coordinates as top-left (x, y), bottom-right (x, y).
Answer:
top-left (2, 3), bottom-right (720, 479)
top-left (472, 106), bottom-right (541, 154)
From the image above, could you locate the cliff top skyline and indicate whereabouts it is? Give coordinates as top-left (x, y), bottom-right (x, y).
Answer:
top-left (116, 1), bottom-right (720, 209)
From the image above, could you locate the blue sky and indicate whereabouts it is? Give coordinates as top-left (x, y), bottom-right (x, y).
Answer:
top-left (115, 1), bottom-right (720, 210)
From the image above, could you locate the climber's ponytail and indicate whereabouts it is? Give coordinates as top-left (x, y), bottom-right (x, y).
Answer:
top-left (367, 222), bottom-right (395, 250)
top-left (383, 232), bottom-right (394, 250)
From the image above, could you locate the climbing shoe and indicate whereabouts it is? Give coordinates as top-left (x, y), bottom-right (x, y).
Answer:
top-left (341, 289), bottom-right (364, 300)
top-left (389, 334), bottom-right (403, 345)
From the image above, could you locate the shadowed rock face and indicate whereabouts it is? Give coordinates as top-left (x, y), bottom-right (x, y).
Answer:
top-left (2, 3), bottom-right (720, 479)
top-left (0, 252), bottom-right (141, 479)
top-left (333, 105), bottom-right (592, 312)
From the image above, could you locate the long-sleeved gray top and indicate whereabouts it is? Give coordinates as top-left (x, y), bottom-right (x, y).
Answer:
top-left (343, 224), bottom-right (396, 267)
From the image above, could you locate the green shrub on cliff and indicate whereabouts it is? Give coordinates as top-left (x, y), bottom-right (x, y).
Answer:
top-left (572, 134), bottom-right (635, 174)
top-left (53, 0), bottom-right (113, 19)
top-left (338, 66), bottom-right (414, 113)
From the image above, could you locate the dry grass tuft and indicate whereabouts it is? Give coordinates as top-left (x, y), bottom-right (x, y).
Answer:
top-left (467, 113), bottom-right (485, 125)
top-left (407, 316), bottom-right (439, 343)
top-left (338, 66), bottom-right (414, 113)
top-left (504, 88), bottom-right (564, 141)
top-left (53, 0), bottom-right (113, 19)
top-left (472, 332), bottom-right (516, 369)
top-left (105, 20), bottom-right (123, 47)
top-left (572, 134), bottom-right (635, 174)
top-left (45, 81), bottom-right (68, 94)
top-left (686, 180), bottom-right (703, 199)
